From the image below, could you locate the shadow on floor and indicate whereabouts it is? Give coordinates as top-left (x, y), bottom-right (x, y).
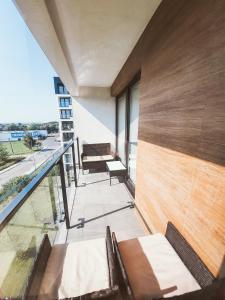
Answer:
top-left (78, 178), bottom-right (109, 187)
top-left (69, 202), bottom-right (134, 229)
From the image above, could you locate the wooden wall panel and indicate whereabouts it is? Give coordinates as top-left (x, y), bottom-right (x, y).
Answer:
top-left (135, 141), bottom-right (225, 276)
top-left (111, 0), bottom-right (185, 97)
top-left (112, 0), bottom-right (225, 276)
top-left (139, 0), bottom-right (225, 167)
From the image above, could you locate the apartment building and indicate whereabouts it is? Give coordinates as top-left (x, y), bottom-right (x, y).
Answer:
top-left (53, 77), bottom-right (74, 164)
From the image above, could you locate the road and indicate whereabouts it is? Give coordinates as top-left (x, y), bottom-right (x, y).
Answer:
top-left (0, 136), bottom-right (61, 188)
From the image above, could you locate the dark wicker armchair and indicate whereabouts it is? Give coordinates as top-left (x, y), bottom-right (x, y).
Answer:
top-left (112, 222), bottom-right (223, 300)
top-left (20, 227), bottom-right (120, 300)
top-left (81, 143), bottom-right (114, 172)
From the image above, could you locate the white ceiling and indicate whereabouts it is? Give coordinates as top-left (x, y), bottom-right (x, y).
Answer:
top-left (14, 0), bottom-right (161, 93)
top-left (46, 0), bottom-right (161, 87)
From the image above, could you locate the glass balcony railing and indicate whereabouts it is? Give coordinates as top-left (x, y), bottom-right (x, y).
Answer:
top-left (62, 125), bottom-right (73, 131)
top-left (63, 136), bottom-right (74, 142)
top-left (0, 140), bottom-right (78, 299)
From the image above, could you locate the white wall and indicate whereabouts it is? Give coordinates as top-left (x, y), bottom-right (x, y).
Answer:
top-left (73, 87), bottom-right (115, 152)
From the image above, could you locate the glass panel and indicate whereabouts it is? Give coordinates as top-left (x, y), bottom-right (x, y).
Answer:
top-left (58, 84), bottom-right (64, 94)
top-left (60, 109), bottom-right (72, 119)
top-left (117, 94), bottom-right (126, 165)
top-left (0, 159), bottom-right (50, 213)
top-left (64, 149), bottom-right (75, 214)
top-left (58, 85), bottom-right (68, 95)
top-left (0, 164), bottom-right (62, 298)
top-left (128, 82), bottom-right (139, 184)
top-left (59, 98), bottom-right (71, 108)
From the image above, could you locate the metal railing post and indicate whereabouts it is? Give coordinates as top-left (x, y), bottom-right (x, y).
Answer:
top-left (71, 142), bottom-right (78, 187)
top-left (76, 137), bottom-right (81, 169)
top-left (59, 158), bottom-right (70, 229)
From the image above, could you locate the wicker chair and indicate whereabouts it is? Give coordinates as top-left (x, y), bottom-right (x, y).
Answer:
top-left (17, 227), bottom-right (120, 300)
top-left (112, 222), bottom-right (222, 300)
top-left (81, 143), bottom-right (114, 172)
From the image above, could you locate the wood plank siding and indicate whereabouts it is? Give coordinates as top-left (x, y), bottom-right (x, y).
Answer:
top-left (111, 0), bottom-right (225, 277)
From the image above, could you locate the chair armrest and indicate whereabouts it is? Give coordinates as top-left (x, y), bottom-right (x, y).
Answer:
top-left (91, 286), bottom-right (120, 299)
top-left (106, 226), bottom-right (117, 288)
top-left (24, 234), bottom-right (52, 299)
top-left (112, 232), bottom-right (134, 300)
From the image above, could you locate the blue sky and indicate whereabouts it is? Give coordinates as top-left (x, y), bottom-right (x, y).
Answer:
top-left (0, 0), bottom-right (58, 123)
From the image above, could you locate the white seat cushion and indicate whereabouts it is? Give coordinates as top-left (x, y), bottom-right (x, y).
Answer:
top-left (38, 238), bottom-right (109, 299)
top-left (118, 233), bottom-right (200, 299)
top-left (139, 234), bottom-right (201, 297)
top-left (83, 155), bottom-right (113, 162)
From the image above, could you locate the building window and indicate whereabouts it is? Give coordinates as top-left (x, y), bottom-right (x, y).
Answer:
top-left (59, 97), bottom-right (72, 107)
top-left (60, 109), bottom-right (73, 119)
top-left (64, 154), bottom-right (71, 163)
top-left (127, 82), bottom-right (139, 184)
top-left (117, 93), bottom-right (126, 165)
top-left (62, 121), bottom-right (73, 130)
top-left (63, 132), bottom-right (74, 142)
top-left (57, 84), bottom-right (68, 94)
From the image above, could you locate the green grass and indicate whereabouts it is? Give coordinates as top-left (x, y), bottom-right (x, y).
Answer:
top-left (0, 141), bottom-right (34, 155)
top-left (0, 157), bottom-right (25, 172)
top-left (0, 177), bottom-right (59, 298)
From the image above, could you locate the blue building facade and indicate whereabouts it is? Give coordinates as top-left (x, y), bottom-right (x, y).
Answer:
top-left (0, 130), bottom-right (48, 142)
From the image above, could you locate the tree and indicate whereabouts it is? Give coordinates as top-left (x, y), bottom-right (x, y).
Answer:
top-left (6, 123), bottom-right (18, 131)
top-left (24, 134), bottom-right (36, 149)
top-left (0, 175), bottom-right (31, 198)
top-left (29, 123), bottom-right (41, 130)
top-left (0, 144), bottom-right (9, 164)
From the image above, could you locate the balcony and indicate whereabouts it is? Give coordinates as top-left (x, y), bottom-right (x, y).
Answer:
top-left (0, 141), bottom-right (146, 299)
top-left (61, 121), bottom-right (74, 131)
top-left (63, 132), bottom-right (74, 142)
top-left (57, 172), bottom-right (146, 244)
top-left (2, 1), bottom-right (225, 299)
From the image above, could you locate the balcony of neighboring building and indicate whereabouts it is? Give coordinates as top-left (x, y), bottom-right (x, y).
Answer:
top-left (61, 121), bottom-right (74, 132)
top-left (62, 132), bottom-right (74, 142)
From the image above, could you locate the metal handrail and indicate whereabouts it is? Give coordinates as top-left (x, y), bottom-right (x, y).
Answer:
top-left (0, 140), bottom-right (74, 232)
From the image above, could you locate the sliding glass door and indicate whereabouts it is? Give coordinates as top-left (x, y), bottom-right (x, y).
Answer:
top-left (116, 79), bottom-right (140, 189)
top-left (117, 93), bottom-right (126, 165)
top-left (128, 82), bottom-right (139, 184)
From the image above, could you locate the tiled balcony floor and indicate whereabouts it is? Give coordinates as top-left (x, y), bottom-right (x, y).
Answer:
top-left (56, 170), bottom-right (148, 244)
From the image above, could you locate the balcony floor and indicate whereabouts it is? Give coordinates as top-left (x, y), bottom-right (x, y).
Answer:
top-left (56, 170), bottom-right (148, 244)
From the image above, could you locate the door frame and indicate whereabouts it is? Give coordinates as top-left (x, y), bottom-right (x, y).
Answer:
top-left (115, 72), bottom-right (141, 197)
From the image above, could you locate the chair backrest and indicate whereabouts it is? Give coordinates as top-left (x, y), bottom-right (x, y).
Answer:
top-left (24, 234), bottom-right (52, 300)
top-left (165, 222), bottom-right (215, 288)
top-left (83, 143), bottom-right (111, 156)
